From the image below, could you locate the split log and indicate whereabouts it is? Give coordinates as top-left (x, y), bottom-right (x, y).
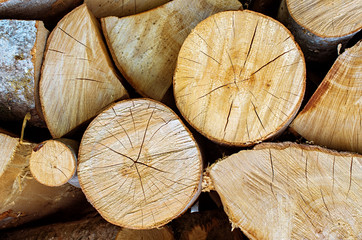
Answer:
top-left (85, 0), bottom-right (171, 19)
top-left (116, 226), bottom-right (174, 240)
top-left (277, 0), bottom-right (362, 62)
top-left (0, 133), bottom-right (85, 229)
top-left (0, 20), bottom-right (48, 127)
top-left (40, 4), bottom-right (128, 138)
top-left (78, 99), bottom-right (203, 229)
top-left (0, 0), bottom-right (82, 21)
top-left (101, 0), bottom-right (242, 102)
top-left (290, 40), bottom-right (362, 154)
top-left (205, 142), bottom-right (361, 239)
top-left (29, 139), bottom-right (80, 187)
top-left (174, 10), bottom-right (305, 146)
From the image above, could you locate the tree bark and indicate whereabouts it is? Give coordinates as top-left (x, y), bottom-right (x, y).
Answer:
top-left (290, 40), bottom-right (362, 154)
top-left (0, 133), bottom-right (86, 229)
top-left (174, 10), bottom-right (305, 146)
top-left (101, 0), bottom-right (242, 102)
top-left (277, 0), bottom-right (362, 62)
top-left (207, 142), bottom-right (361, 239)
top-left (0, 20), bottom-right (48, 127)
top-left (40, 4), bottom-right (128, 138)
top-left (78, 98), bottom-right (203, 229)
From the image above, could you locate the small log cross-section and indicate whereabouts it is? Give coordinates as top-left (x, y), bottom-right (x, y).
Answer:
top-left (290, 40), bottom-right (362, 154)
top-left (207, 142), bottom-right (361, 239)
top-left (78, 99), bottom-right (202, 229)
top-left (40, 4), bottom-right (128, 138)
top-left (101, 0), bottom-right (242, 101)
top-left (0, 20), bottom-right (48, 127)
top-left (174, 10), bottom-right (305, 146)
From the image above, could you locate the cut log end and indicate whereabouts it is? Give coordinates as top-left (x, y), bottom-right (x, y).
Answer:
top-left (116, 226), bottom-right (174, 240)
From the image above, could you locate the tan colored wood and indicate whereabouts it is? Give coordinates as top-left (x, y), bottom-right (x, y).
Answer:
top-left (116, 226), bottom-right (174, 240)
top-left (0, 133), bottom-right (85, 229)
top-left (208, 142), bottom-right (361, 239)
top-left (290, 40), bottom-right (362, 154)
top-left (29, 139), bottom-right (79, 187)
top-left (85, 0), bottom-right (171, 18)
top-left (78, 99), bottom-right (202, 229)
top-left (40, 4), bottom-right (128, 138)
top-left (278, 0), bottom-right (362, 62)
top-left (101, 0), bottom-right (242, 101)
top-left (0, 20), bottom-right (48, 127)
top-left (174, 10), bottom-right (305, 146)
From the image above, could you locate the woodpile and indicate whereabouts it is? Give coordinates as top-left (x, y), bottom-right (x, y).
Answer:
top-left (0, 1), bottom-right (361, 239)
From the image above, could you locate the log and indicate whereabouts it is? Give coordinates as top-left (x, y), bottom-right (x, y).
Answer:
top-left (29, 138), bottom-right (80, 187)
top-left (78, 98), bottom-right (203, 229)
top-left (290, 40), bottom-right (362, 154)
top-left (277, 0), bottom-right (362, 62)
top-left (174, 10), bottom-right (305, 146)
top-left (206, 142), bottom-right (361, 239)
top-left (40, 4), bottom-right (128, 138)
top-left (116, 226), bottom-right (174, 240)
top-left (85, 0), bottom-right (171, 19)
top-left (101, 0), bottom-right (242, 102)
top-left (0, 20), bottom-right (48, 127)
top-left (0, 132), bottom-right (85, 229)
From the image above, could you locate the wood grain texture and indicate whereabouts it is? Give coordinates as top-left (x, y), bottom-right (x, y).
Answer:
top-left (174, 10), bottom-right (305, 146)
top-left (290, 41), bottom-right (362, 154)
top-left (116, 226), bottom-right (174, 240)
top-left (101, 0), bottom-right (242, 101)
top-left (40, 4), bottom-right (128, 138)
top-left (209, 142), bottom-right (361, 239)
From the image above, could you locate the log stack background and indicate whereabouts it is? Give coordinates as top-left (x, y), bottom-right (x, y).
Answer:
top-left (0, 0), bottom-right (361, 239)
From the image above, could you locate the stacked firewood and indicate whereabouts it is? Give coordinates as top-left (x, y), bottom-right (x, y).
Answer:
top-left (0, 0), bottom-right (360, 239)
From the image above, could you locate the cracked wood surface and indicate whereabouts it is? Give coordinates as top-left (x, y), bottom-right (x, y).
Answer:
top-left (174, 10), bottom-right (305, 146)
top-left (78, 99), bottom-right (202, 229)
top-left (40, 4), bottom-right (128, 138)
top-left (209, 142), bottom-right (361, 240)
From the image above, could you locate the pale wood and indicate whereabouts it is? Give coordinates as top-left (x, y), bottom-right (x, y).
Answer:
top-left (40, 4), bottom-right (128, 138)
top-left (0, 20), bottom-right (48, 127)
top-left (101, 0), bottom-right (242, 101)
top-left (174, 10), bottom-right (305, 146)
top-left (116, 226), bottom-right (174, 240)
top-left (29, 138), bottom-right (79, 187)
top-left (85, 0), bottom-right (171, 18)
top-left (0, 0), bottom-right (82, 20)
top-left (278, 0), bottom-right (362, 62)
top-left (0, 133), bottom-right (85, 229)
top-left (290, 40), bottom-right (362, 154)
top-left (78, 99), bottom-right (202, 229)
top-left (208, 142), bottom-right (361, 239)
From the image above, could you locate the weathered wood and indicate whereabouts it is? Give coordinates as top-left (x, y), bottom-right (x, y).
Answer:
top-left (290, 40), bottom-right (362, 154)
top-left (85, 0), bottom-right (171, 18)
top-left (207, 142), bottom-right (361, 239)
top-left (0, 20), bottom-right (48, 127)
top-left (78, 99), bottom-right (202, 229)
top-left (40, 4), bottom-right (128, 138)
top-left (101, 0), bottom-right (242, 101)
top-left (174, 10), bottom-right (305, 146)
top-left (116, 226), bottom-right (174, 240)
top-left (277, 0), bottom-right (362, 62)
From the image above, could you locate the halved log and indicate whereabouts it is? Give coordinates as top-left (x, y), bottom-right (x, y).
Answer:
top-left (277, 0), bottom-right (362, 62)
top-left (290, 40), bottom-right (362, 154)
top-left (29, 139), bottom-right (80, 187)
top-left (78, 98), bottom-right (202, 229)
top-left (174, 10), bottom-right (305, 146)
top-left (206, 142), bottom-right (361, 239)
top-left (0, 133), bottom-right (85, 229)
top-left (40, 4), bottom-right (128, 138)
top-left (85, 0), bottom-right (171, 18)
top-left (116, 226), bottom-right (174, 240)
top-left (0, 20), bottom-right (48, 127)
top-left (101, 0), bottom-right (242, 101)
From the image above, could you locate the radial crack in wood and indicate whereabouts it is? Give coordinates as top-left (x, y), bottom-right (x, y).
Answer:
top-left (209, 142), bottom-right (361, 239)
top-left (174, 10), bottom-right (305, 146)
top-left (40, 4), bottom-right (128, 138)
top-left (78, 99), bottom-right (202, 229)
top-left (101, 0), bottom-right (242, 101)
